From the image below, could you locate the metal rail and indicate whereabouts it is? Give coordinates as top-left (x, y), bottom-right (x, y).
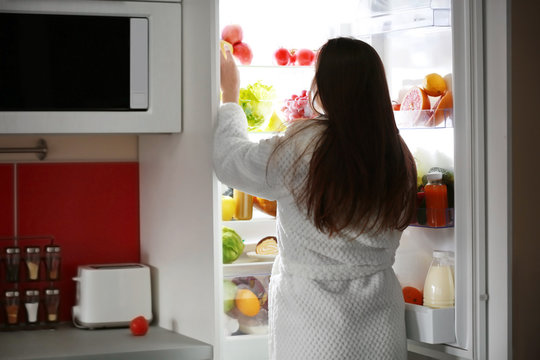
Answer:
top-left (0, 139), bottom-right (48, 160)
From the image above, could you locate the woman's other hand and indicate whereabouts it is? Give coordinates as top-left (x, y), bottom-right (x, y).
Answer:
top-left (220, 47), bottom-right (240, 104)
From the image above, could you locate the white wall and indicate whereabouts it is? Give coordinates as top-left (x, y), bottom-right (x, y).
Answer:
top-left (138, 0), bottom-right (219, 347)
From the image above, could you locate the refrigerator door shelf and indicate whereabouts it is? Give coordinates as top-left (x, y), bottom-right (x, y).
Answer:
top-left (405, 303), bottom-right (455, 344)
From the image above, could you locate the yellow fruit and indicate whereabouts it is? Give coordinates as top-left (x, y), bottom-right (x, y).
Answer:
top-left (264, 111), bottom-right (287, 132)
top-left (422, 73), bottom-right (447, 97)
top-left (235, 288), bottom-right (260, 317)
top-left (222, 196), bottom-right (236, 221)
top-left (220, 40), bottom-right (234, 59)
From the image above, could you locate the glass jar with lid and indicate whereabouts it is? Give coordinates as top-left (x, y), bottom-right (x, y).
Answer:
top-left (25, 246), bottom-right (41, 280)
top-left (25, 289), bottom-right (40, 324)
top-left (45, 288), bottom-right (60, 322)
top-left (45, 245), bottom-right (61, 280)
top-left (4, 247), bottom-right (21, 282)
top-left (4, 290), bottom-right (20, 325)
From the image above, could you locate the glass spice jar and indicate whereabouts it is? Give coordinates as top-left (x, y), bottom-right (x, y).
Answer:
top-left (45, 289), bottom-right (60, 322)
top-left (5, 290), bottom-right (20, 325)
top-left (25, 289), bottom-right (40, 324)
top-left (45, 245), bottom-right (61, 281)
top-left (25, 246), bottom-right (41, 281)
top-left (5, 247), bottom-right (21, 282)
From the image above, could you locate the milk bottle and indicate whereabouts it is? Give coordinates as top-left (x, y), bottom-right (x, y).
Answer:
top-left (423, 250), bottom-right (455, 309)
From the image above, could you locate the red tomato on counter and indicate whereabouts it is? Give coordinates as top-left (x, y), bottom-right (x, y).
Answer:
top-left (130, 316), bottom-right (149, 336)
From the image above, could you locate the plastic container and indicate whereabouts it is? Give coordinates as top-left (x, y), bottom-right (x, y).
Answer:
top-left (233, 190), bottom-right (253, 220)
top-left (223, 274), bottom-right (270, 336)
top-left (424, 172), bottom-right (448, 227)
top-left (423, 250), bottom-right (455, 309)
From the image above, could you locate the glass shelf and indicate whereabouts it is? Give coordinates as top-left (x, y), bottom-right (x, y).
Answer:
top-left (395, 108), bottom-right (453, 129)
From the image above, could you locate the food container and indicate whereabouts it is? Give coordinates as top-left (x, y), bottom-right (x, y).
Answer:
top-left (4, 247), bottom-right (21, 282)
top-left (25, 290), bottom-right (40, 324)
top-left (25, 246), bottom-right (41, 281)
top-left (4, 290), bottom-right (20, 325)
top-left (45, 245), bottom-right (61, 280)
top-left (223, 274), bottom-right (270, 336)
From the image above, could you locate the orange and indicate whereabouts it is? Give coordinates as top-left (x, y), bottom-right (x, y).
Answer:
top-left (428, 91), bottom-right (453, 127)
top-left (402, 286), bottom-right (423, 305)
top-left (422, 73), bottom-right (447, 97)
top-left (235, 288), bottom-right (261, 317)
top-left (400, 87), bottom-right (430, 111)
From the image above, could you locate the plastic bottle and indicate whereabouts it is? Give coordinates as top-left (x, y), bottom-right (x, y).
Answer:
top-left (424, 172), bottom-right (448, 227)
top-left (423, 250), bottom-right (455, 309)
top-left (233, 189), bottom-right (253, 220)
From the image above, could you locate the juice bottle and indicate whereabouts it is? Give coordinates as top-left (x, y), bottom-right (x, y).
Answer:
top-left (424, 172), bottom-right (448, 227)
top-left (233, 189), bottom-right (253, 220)
top-left (423, 250), bottom-right (455, 309)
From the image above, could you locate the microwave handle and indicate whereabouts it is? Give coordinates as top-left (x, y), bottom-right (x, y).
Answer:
top-left (130, 18), bottom-right (149, 109)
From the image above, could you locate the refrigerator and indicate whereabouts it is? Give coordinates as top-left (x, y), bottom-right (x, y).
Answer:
top-left (139, 0), bottom-right (495, 359)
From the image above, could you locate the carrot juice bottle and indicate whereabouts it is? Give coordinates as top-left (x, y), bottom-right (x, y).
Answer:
top-left (425, 172), bottom-right (448, 227)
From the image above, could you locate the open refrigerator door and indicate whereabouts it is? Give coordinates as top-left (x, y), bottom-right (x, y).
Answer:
top-left (216, 0), bottom-right (481, 359)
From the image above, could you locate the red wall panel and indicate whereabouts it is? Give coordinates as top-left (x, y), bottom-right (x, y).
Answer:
top-left (0, 164), bottom-right (14, 237)
top-left (14, 162), bottom-right (140, 323)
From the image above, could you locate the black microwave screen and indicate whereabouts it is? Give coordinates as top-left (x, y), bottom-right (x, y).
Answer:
top-left (0, 13), bottom-right (142, 111)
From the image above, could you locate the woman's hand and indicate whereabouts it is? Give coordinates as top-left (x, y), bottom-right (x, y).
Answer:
top-left (220, 47), bottom-right (240, 104)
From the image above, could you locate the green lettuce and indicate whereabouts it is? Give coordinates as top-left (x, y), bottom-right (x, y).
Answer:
top-left (239, 81), bottom-right (276, 131)
top-left (222, 227), bottom-right (244, 264)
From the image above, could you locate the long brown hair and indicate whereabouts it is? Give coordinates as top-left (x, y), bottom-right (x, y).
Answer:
top-left (274, 37), bottom-right (417, 236)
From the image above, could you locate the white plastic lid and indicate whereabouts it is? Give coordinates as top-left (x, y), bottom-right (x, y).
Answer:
top-left (426, 171), bottom-right (443, 182)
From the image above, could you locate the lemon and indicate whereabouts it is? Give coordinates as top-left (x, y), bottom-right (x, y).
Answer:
top-left (222, 196), bottom-right (235, 221)
top-left (263, 111), bottom-right (287, 132)
top-left (235, 288), bottom-right (261, 317)
top-left (422, 73), bottom-right (447, 97)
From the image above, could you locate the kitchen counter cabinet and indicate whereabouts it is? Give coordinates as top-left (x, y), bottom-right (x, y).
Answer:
top-left (0, 325), bottom-right (212, 360)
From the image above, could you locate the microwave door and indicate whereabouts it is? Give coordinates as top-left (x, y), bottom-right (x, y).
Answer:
top-left (0, 13), bottom-right (148, 111)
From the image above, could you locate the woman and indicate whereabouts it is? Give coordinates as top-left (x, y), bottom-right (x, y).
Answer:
top-left (214, 37), bottom-right (417, 360)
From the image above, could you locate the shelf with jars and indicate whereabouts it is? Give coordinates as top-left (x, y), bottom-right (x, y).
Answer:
top-left (1, 235), bottom-right (61, 330)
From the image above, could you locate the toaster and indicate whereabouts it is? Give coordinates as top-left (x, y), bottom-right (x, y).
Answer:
top-left (72, 263), bottom-right (152, 329)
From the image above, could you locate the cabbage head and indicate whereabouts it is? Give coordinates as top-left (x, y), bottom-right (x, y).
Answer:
top-left (222, 227), bottom-right (244, 264)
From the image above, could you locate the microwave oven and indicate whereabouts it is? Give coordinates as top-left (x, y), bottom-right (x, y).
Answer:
top-left (0, 0), bottom-right (182, 134)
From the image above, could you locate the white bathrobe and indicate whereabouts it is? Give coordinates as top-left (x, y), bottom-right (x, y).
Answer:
top-left (213, 103), bottom-right (407, 360)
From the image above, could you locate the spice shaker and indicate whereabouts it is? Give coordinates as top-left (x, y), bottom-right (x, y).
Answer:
top-left (25, 290), bottom-right (40, 324)
top-left (5, 290), bottom-right (20, 325)
top-left (45, 289), bottom-right (60, 322)
top-left (45, 245), bottom-right (61, 280)
top-left (25, 246), bottom-right (41, 280)
top-left (5, 247), bottom-right (21, 282)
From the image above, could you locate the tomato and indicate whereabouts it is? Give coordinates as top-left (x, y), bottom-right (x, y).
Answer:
top-left (130, 316), bottom-right (149, 336)
top-left (296, 49), bottom-right (315, 66)
top-left (274, 47), bottom-right (290, 66)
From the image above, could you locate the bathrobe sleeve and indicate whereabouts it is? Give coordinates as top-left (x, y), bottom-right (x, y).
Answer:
top-left (213, 102), bottom-right (287, 200)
